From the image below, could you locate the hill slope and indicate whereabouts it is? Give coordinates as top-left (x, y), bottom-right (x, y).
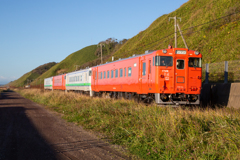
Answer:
top-left (111, 0), bottom-right (240, 64)
top-left (10, 62), bottom-right (56, 87)
top-left (32, 45), bottom-right (98, 85)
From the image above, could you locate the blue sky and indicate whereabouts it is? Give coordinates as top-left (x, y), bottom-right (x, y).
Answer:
top-left (0, 0), bottom-right (188, 84)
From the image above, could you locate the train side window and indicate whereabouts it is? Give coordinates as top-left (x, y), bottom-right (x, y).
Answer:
top-left (153, 57), bottom-right (154, 66)
top-left (120, 68), bottom-right (123, 77)
top-left (177, 60), bottom-right (184, 69)
top-left (115, 69), bottom-right (118, 78)
top-left (124, 68), bottom-right (126, 77)
top-left (101, 72), bottom-right (102, 79)
top-left (89, 71), bottom-right (92, 76)
top-left (142, 62), bottom-right (146, 76)
top-left (95, 71), bottom-right (97, 80)
top-left (104, 71), bottom-right (106, 79)
top-left (128, 67), bottom-right (132, 77)
top-left (107, 70), bottom-right (109, 78)
top-left (111, 70), bottom-right (114, 78)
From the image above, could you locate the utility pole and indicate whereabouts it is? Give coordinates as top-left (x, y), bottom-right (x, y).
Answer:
top-left (74, 65), bottom-right (80, 71)
top-left (98, 43), bottom-right (105, 64)
top-left (169, 16), bottom-right (181, 48)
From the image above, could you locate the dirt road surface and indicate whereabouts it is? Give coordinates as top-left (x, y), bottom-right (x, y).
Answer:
top-left (0, 91), bottom-right (128, 160)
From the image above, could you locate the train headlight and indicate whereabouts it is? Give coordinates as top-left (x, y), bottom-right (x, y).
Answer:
top-left (163, 50), bottom-right (167, 54)
top-left (195, 51), bottom-right (200, 55)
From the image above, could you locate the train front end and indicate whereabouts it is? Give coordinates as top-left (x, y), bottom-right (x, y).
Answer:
top-left (154, 48), bottom-right (202, 105)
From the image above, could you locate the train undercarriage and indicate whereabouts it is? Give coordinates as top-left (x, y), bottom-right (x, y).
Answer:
top-left (155, 93), bottom-right (200, 105)
top-left (92, 91), bottom-right (200, 106)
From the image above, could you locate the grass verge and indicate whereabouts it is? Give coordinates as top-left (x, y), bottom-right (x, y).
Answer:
top-left (16, 89), bottom-right (240, 159)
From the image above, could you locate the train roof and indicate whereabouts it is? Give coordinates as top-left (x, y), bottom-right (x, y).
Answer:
top-left (93, 48), bottom-right (201, 68)
top-left (66, 67), bottom-right (91, 76)
top-left (44, 77), bottom-right (53, 80)
top-left (93, 50), bottom-right (156, 68)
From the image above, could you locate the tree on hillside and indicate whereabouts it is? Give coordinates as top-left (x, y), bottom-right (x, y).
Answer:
top-left (95, 38), bottom-right (118, 57)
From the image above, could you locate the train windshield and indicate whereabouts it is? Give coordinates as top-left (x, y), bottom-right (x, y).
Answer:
top-left (155, 56), bottom-right (173, 66)
top-left (189, 58), bottom-right (202, 68)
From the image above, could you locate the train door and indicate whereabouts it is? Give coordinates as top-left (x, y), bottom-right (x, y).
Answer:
top-left (141, 59), bottom-right (148, 93)
top-left (175, 59), bottom-right (187, 92)
top-left (95, 68), bottom-right (98, 91)
top-left (93, 68), bottom-right (98, 91)
top-left (63, 74), bottom-right (66, 90)
top-left (92, 69), bottom-right (95, 90)
top-left (148, 59), bottom-right (152, 88)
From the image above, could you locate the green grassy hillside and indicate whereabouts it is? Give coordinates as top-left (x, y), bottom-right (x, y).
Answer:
top-left (111, 0), bottom-right (240, 64)
top-left (10, 62), bottom-right (56, 87)
top-left (32, 45), bottom-right (98, 85)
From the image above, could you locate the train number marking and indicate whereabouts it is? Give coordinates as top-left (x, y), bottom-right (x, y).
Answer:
top-left (162, 70), bottom-right (169, 72)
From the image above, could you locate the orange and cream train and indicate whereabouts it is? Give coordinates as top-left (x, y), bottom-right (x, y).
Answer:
top-left (44, 47), bottom-right (202, 105)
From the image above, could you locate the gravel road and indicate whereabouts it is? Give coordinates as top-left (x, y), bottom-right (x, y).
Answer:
top-left (0, 91), bottom-right (127, 160)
